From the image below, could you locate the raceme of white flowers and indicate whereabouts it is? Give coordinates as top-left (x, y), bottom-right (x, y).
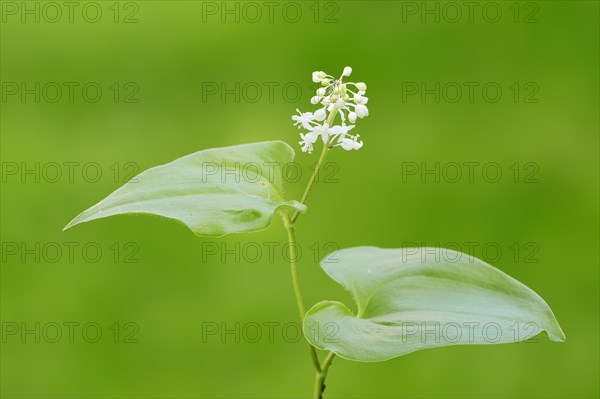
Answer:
top-left (292, 66), bottom-right (369, 154)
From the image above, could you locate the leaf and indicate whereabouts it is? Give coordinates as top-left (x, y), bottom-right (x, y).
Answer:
top-left (303, 246), bottom-right (565, 362)
top-left (64, 141), bottom-right (305, 237)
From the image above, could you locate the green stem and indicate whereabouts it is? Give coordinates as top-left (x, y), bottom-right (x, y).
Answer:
top-left (282, 213), bottom-right (322, 373)
top-left (290, 142), bottom-right (328, 224)
top-left (313, 352), bottom-right (336, 399)
top-left (284, 104), bottom-right (340, 398)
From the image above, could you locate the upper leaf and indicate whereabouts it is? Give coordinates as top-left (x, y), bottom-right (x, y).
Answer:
top-left (304, 246), bottom-right (565, 362)
top-left (64, 141), bottom-right (305, 237)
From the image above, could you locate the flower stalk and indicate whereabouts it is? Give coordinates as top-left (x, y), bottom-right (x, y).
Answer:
top-left (285, 66), bottom-right (369, 398)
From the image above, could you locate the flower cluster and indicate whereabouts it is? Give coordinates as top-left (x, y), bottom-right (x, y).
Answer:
top-left (292, 66), bottom-right (369, 154)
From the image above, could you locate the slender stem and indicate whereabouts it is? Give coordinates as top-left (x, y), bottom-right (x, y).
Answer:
top-left (290, 143), bottom-right (328, 224)
top-left (284, 211), bottom-right (337, 398)
top-left (321, 352), bottom-right (336, 376)
top-left (282, 213), bottom-right (322, 373)
top-left (313, 352), bottom-right (336, 399)
top-left (290, 105), bottom-right (339, 225)
top-left (284, 104), bottom-right (341, 398)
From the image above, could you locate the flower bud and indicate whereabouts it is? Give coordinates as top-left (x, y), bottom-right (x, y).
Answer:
top-left (355, 104), bottom-right (369, 118)
top-left (321, 79), bottom-right (331, 86)
top-left (356, 82), bottom-right (367, 91)
top-left (312, 71), bottom-right (326, 83)
top-left (314, 108), bottom-right (326, 121)
top-left (316, 87), bottom-right (326, 97)
top-left (310, 96), bottom-right (321, 104)
top-left (348, 112), bottom-right (357, 124)
top-left (342, 66), bottom-right (352, 76)
top-left (354, 94), bottom-right (363, 104)
top-left (340, 138), bottom-right (354, 151)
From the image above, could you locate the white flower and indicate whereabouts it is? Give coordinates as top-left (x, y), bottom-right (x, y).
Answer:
top-left (312, 71), bottom-right (326, 83)
top-left (299, 131), bottom-right (319, 153)
top-left (292, 66), bottom-right (369, 153)
top-left (329, 124), bottom-right (354, 140)
top-left (348, 112), bottom-right (357, 124)
top-left (340, 136), bottom-right (363, 151)
top-left (355, 104), bottom-right (369, 118)
top-left (301, 131), bottom-right (318, 143)
top-left (314, 108), bottom-right (327, 121)
top-left (313, 123), bottom-right (330, 141)
top-left (292, 109), bottom-right (315, 130)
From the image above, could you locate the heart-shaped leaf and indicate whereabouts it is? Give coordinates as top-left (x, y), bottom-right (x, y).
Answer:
top-left (64, 141), bottom-right (305, 237)
top-left (304, 247), bottom-right (565, 362)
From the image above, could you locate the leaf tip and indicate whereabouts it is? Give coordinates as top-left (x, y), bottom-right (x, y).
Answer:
top-left (62, 211), bottom-right (90, 232)
top-left (62, 218), bottom-right (77, 232)
top-left (548, 324), bottom-right (566, 343)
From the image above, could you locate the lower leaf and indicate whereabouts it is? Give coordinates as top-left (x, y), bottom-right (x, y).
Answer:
top-left (303, 246), bottom-right (565, 362)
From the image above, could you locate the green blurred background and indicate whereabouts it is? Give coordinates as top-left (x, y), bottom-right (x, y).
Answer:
top-left (1, 1), bottom-right (598, 397)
